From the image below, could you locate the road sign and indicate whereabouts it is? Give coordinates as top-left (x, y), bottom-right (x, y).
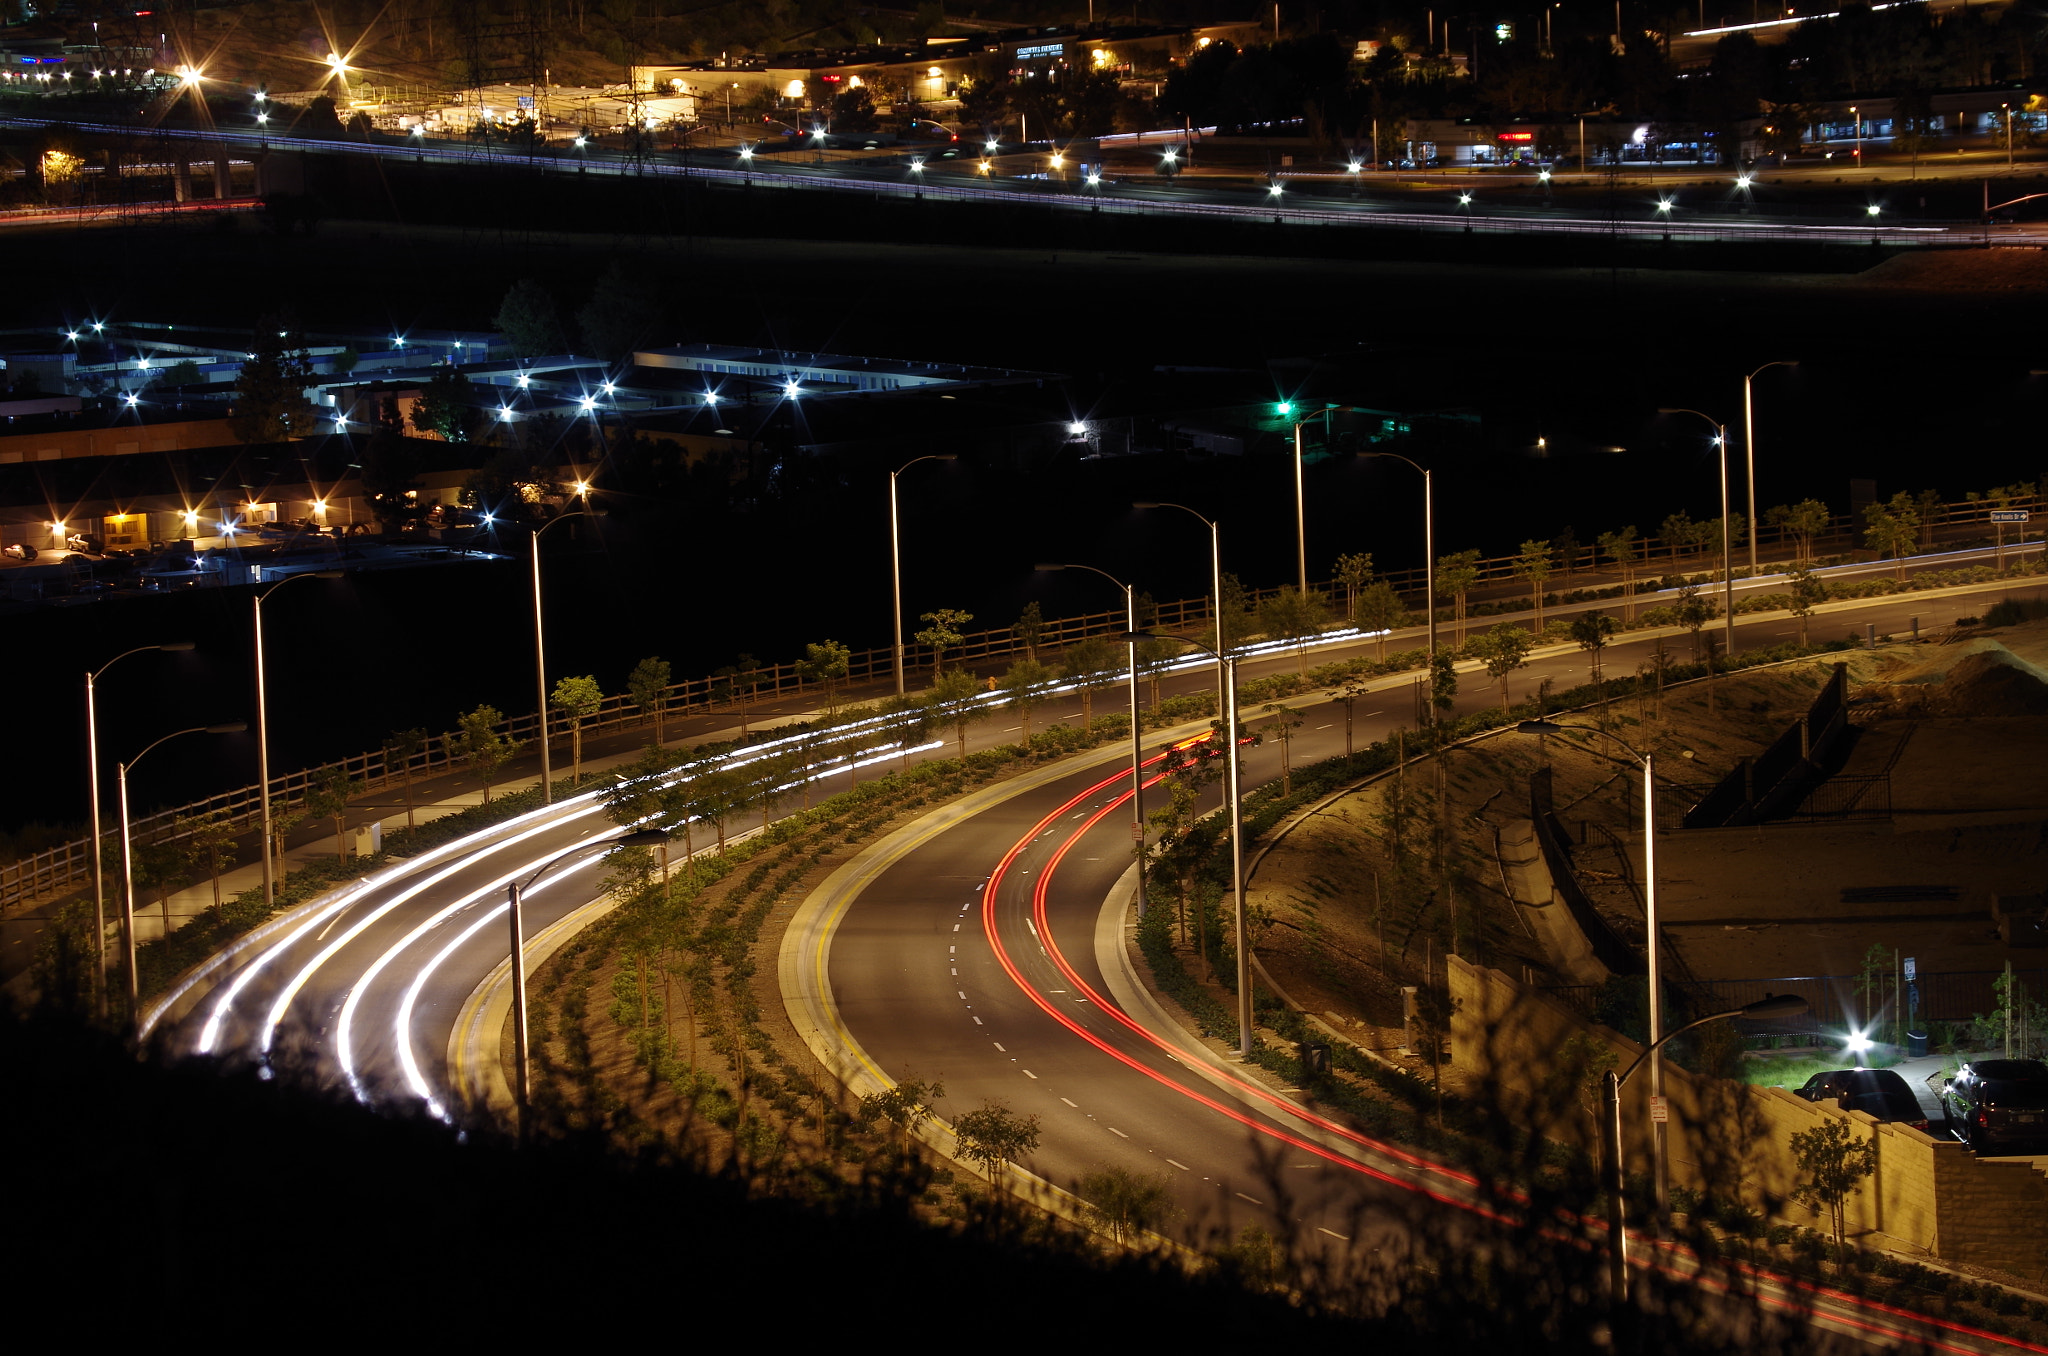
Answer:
top-left (1990, 510), bottom-right (2029, 523)
top-left (1649, 1095), bottom-right (1670, 1124)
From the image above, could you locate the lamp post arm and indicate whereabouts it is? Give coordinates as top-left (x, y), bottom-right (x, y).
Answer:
top-left (1617, 1006), bottom-right (1748, 1089)
top-left (91, 644), bottom-right (171, 683)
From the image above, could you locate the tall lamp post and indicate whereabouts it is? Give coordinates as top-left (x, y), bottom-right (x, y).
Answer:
top-left (889, 454), bottom-right (957, 696)
top-left (1132, 502), bottom-right (1225, 717)
top-left (255, 570), bottom-right (345, 912)
top-left (1592, 992), bottom-right (1807, 1300)
top-left (532, 505), bottom-right (605, 806)
top-left (1125, 629), bottom-right (1250, 1059)
top-left (1741, 361), bottom-right (1798, 576)
top-left (119, 721), bottom-right (246, 1025)
top-left (1279, 401), bottom-right (1354, 596)
top-left (507, 827), bottom-right (669, 1138)
top-left (1516, 718), bottom-right (1675, 1208)
top-left (1038, 563), bottom-right (1148, 917)
top-left (1358, 451), bottom-right (1438, 670)
top-left (86, 641), bottom-right (194, 1017)
top-left (1658, 408), bottom-right (1736, 661)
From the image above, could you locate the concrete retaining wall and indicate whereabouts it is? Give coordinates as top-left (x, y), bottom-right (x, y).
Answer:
top-left (1448, 956), bottom-right (2048, 1278)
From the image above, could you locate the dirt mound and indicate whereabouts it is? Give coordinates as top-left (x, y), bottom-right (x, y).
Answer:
top-left (1941, 647), bottom-right (2048, 717)
top-left (1859, 249), bottom-right (2048, 293)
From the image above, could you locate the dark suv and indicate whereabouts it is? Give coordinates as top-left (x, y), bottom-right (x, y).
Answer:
top-left (1940, 1059), bottom-right (2048, 1152)
top-left (1793, 1068), bottom-right (1929, 1130)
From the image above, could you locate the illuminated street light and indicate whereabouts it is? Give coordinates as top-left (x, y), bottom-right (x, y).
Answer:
top-left (600, 380), bottom-right (616, 394)
top-left (910, 158), bottom-right (925, 173)
top-left (739, 145), bottom-right (754, 161)
top-left (579, 395), bottom-right (596, 411)
top-left (1067, 420), bottom-right (1087, 435)
top-left (573, 480), bottom-right (591, 497)
top-left (1736, 174), bottom-right (1752, 189)
top-left (1866, 203), bottom-right (1881, 217)
top-left (65, 330), bottom-right (79, 341)
top-left (783, 381), bottom-right (802, 399)
top-left (1050, 152), bottom-right (1065, 170)
top-left (703, 391), bottom-right (721, 405)
top-left (256, 113), bottom-right (268, 125)
top-left (91, 322), bottom-right (104, 332)
top-left (516, 373), bottom-right (530, 387)
top-left (1268, 182), bottom-right (1283, 196)
top-left (1458, 192), bottom-right (1473, 206)
top-left (123, 392), bottom-right (139, 407)
top-left (1085, 172), bottom-right (1100, 187)
top-left (1349, 160), bottom-right (1364, 173)
top-left (1657, 197), bottom-right (1674, 213)
top-left (1539, 167), bottom-right (1552, 182)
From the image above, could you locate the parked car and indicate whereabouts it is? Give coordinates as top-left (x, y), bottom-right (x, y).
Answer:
top-left (1793, 1068), bottom-right (1929, 1130)
top-left (1940, 1059), bottom-right (2048, 1152)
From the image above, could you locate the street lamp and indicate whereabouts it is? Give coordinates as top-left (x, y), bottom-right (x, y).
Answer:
top-left (255, 570), bottom-right (345, 913)
top-left (1284, 403), bottom-right (1354, 596)
top-left (1657, 408), bottom-right (1736, 661)
top-left (119, 721), bottom-right (246, 1025)
top-left (1358, 451), bottom-right (1438, 672)
top-left (1132, 502), bottom-right (1225, 718)
top-left (1124, 629), bottom-right (1250, 1059)
top-left (1518, 717), bottom-right (1680, 1215)
top-left (1594, 989), bottom-right (1807, 1300)
top-left (1741, 361), bottom-right (1798, 576)
top-left (86, 642), bottom-right (195, 1018)
top-left (889, 454), bottom-right (958, 696)
top-left (532, 506), bottom-right (606, 804)
top-left (1038, 564), bottom-right (1148, 917)
top-left (506, 827), bottom-right (668, 1137)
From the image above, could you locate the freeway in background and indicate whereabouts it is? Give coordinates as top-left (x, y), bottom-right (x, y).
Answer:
top-left (6, 112), bottom-right (2030, 246)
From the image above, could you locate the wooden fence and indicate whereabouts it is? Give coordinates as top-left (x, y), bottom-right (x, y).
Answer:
top-left (3, 491), bottom-right (2040, 910)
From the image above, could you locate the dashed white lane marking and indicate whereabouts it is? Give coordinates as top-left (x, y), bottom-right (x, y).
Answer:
top-left (958, 991), bottom-right (968, 1000)
top-left (992, 1042), bottom-right (1006, 1052)
top-left (1235, 1193), bottom-right (1263, 1205)
top-left (1026, 919), bottom-right (1038, 937)
top-left (1315, 724), bottom-right (1333, 730)
top-left (973, 1016), bottom-right (983, 1025)
top-left (1165, 1159), bottom-right (1190, 1171)
top-left (953, 924), bottom-right (960, 932)
top-left (1023, 1069), bottom-right (1038, 1079)
top-left (949, 945), bottom-right (956, 953)
top-left (1108, 1126), bottom-right (1129, 1138)
top-left (951, 967), bottom-right (957, 976)
top-left (1318, 1228), bottom-right (1350, 1241)
top-left (1060, 1097), bottom-right (1079, 1108)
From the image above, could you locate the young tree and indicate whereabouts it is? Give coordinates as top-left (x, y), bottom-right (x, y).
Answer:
top-left (1257, 586), bottom-right (1328, 676)
top-left (1553, 526), bottom-right (1582, 582)
top-left (1147, 739), bottom-right (1222, 948)
top-left (1262, 702), bottom-right (1304, 796)
top-left (550, 675), bottom-right (604, 784)
top-left (1335, 673), bottom-right (1375, 759)
top-left (1213, 572), bottom-right (1257, 653)
top-left (1513, 538), bottom-right (1554, 631)
top-left (1428, 652), bottom-right (1459, 727)
top-left (916, 608), bottom-right (973, 680)
top-left (1569, 610), bottom-right (1617, 683)
top-left (382, 728), bottom-right (426, 829)
top-left (1000, 659), bottom-right (1055, 742)
top-left (1077, 1165), bottom-right (1174, 1246)
top-left (711, 654), bottom-right (764, 735)
top-left (1471, 623), bottom-right (1533, 712)
top-left (797, 639), bottom-right (850, 710)
top-left (1435, 550), bottom-right (1483, 648)
top-left (1767, 499), bottom-right (1832, 562)
top-left (627, 656), bottom-right (672, 745)
top-left (927, 667), bottom-right (985, 761)
top-left (687, 766), bottom-right (751, 852)
top-left (1333, 551), bottom-right (1374, 620)
top-left (1789, 1119), bottom-right (1878, 1256)
top-left (1863, 492), bottom-right (1921, 581)
top-left (1058, 635), bottom-right (1122, 727)
top-left (1674, 582), bottom-right (1716, 662)
top-left (952, 1100), bottom-right (1041, 1200)
top-left (1598, 527), bottom-right (1641, 623)
top-left (859, 1075), bottom-right (945, 1157)
top-left (454, 704), bottom-right (516, 801)
top-left (1659, 510), bottom-right (1696, 562)
top-left (1010, 600), bottom-right (1046, 661)
top-left (493, 278), bottom-right (565, 358)
top-left (1355, 580), bottom-right (1405, 661)
top-left (182, 812), bottom-right (239, 923)
top-left (1912, 487), bottom-right (1945, 551)
top-left (304, 765), bottom-right (357, 864)
top-left (230, 319), bottom-right (316, 444)
top-left (1786, 562), bottom-right (1827, 646)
